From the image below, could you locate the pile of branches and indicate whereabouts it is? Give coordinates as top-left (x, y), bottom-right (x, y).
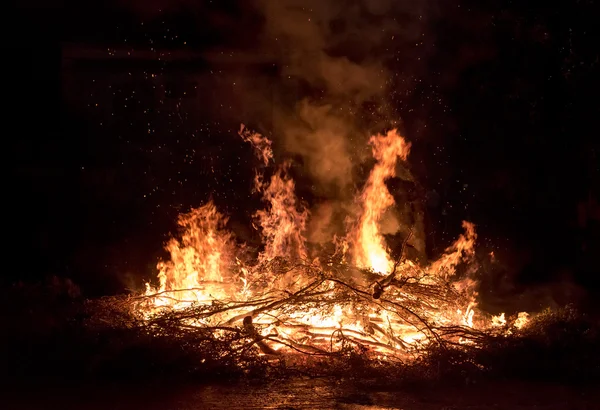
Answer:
top-left (5, 273), bottom-right (597, 385)
top-left (91, 257), bottom-right (505, 369)
top-left (86, 259), bottom-right (600, 384)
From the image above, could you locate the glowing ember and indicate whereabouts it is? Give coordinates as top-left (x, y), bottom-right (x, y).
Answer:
top-left (140, 125), bottom-right (530, 360)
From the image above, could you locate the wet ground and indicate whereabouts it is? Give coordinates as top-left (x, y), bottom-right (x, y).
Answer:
top-left (3, 378), bottom-right (599, 409)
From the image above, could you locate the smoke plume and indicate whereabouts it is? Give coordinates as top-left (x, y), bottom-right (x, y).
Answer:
top-left (250, 0), bottom-right (433, 247)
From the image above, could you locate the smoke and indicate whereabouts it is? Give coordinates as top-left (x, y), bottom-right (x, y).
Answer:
top-left (115, 0), bottom-right (436, 252)
top-left (281, 101), bottom-right (355, 192)
top-left (255, 0), bottom-right (382, 198)
top-left (258, 0), bottom-right (387, 101)
top-left (250, 0), bottom-right (433, 243)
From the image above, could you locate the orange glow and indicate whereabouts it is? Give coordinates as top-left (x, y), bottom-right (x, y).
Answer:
top-left (140, 125), bottom-right (530, 359)
top-left (347, 129), bottom-right (411, 274)
top-left (239, 123), bottom-right (273, 166)
top-left (427, 220), bottom-right (477, 278)
top-left (254, 161), bottom-right (309, 264)
top-left (514, 311), bottom-right (530, 329)
top-left (240, 125), bottom-right (309, 268)
top-left (145, 201), bottom-right (236, 310)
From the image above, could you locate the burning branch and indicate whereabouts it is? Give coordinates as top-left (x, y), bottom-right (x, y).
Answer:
top-left (373, 230), bottom-right (413, 299)
top-left (124, 126), bottom-right (530, 367)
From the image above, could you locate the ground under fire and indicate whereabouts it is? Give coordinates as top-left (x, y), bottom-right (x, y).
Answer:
top-left (3, 377), bottom-right (600, 410)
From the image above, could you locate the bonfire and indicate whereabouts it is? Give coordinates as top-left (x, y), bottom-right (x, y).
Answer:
top-left (129, 124), bottom-right (529, 363)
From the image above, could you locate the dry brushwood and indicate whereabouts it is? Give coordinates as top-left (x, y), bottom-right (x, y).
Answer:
top-left (83, 255), bottom-right (509, 373)
top-left (373, 230), bottom-right (413, 299)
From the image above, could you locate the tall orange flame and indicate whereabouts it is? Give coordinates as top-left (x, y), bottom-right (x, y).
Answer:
top-left (348, 129), bottom-right (411, 274)
top-left (254, 162), bottom-right (309, 263)
top-left (239, 125), bottom-right (308, 263)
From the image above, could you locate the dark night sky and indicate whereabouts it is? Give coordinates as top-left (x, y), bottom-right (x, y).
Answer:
top-left (6, 0), bottom-right (599, 306)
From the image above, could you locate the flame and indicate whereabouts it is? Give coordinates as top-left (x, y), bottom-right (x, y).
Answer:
top-left (254, 162), bottom-right (309, 264)
top-left (491, 313), bottom-right (507, 327)
top-left (514, 311), bottom-right (530, 329)
top-left (145, 201), bottom-right (236, 309)
top-left (139, 125), bottom-right (532, 359)
top-left (427, 221), bottom-right (477, 278)
top-left (239, 126), bottom-right (309, 264)
top-left (239, 123), bottom-right (273, 166)
top-left (347, 129), bottom-right (411, 274)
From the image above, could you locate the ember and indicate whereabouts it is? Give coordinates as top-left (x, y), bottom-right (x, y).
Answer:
top-left (137, 125), bottom-right (530, 361)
